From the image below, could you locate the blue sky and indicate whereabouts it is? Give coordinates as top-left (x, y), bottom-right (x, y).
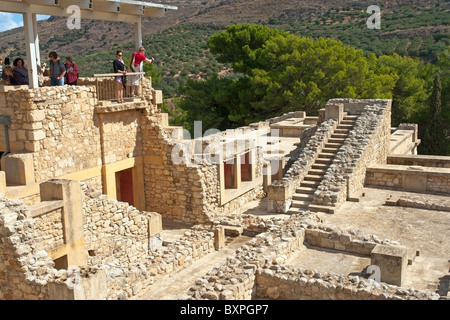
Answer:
top-left (0, 13), bottom-right (50, 32)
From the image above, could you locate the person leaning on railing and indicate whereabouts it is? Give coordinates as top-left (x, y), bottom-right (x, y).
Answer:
top-left (113, 50), bottom-right (127, 103)
top-left (129, 46), bottom-right (154, 97)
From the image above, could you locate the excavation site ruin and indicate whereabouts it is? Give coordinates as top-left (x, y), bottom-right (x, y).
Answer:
top-left (0, 0), bottom-right (448, 301)
top-left (0, 79), bottom-right (448, 300)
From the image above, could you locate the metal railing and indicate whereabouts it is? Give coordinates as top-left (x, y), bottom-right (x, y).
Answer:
top-left (93, 72), bottom-right (145, 101)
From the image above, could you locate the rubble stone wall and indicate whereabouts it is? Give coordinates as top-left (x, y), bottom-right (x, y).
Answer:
top-left (387, 155), bottom-right (450, 168)
top-left (0, 195), bottom-right (54, 300)
top-left (268, 119), bottom-right (336, 212)
top-left (141, 115), bottom-right (266, 223)
top-left (255, 266), bottom-right (438, 300)
top-left (33, 209), bottom-right (65, 252)
top-left (314, 100), bottom-right (391, 206)
top-left (186, 214), bottom-right (439, 301)
top-left (81, 184), bottom-right (150, 267)
top-left (0, 186), bottom-right (218, 300)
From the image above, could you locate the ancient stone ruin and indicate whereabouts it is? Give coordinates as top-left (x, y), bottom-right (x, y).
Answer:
top-left (0, 78), bottom-right (448, 300)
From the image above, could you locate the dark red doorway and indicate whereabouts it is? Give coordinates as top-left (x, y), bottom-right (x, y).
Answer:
top-left (116, 168), bottom-right (134, 206)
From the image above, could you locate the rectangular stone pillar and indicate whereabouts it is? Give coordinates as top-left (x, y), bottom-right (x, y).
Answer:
top-left (325, 103), bottom-right (344, 124)
top-left (214, 227), bottom-right (225, 250)
top-left (263, 163), bottom-right (272, 193)
top-left (370, 244), bottom-right (407, 287)
top-left (1, 152), bottom-right (35, 186)
top-left (40, 179), bottom-right (88, 267)
top-left (148, 212), bottom-right (163, 251)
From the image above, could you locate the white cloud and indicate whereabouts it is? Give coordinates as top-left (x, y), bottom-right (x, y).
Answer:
top-left (0, 13), bottom-right (51, 32)
top-left (0, 13), bottom-right (23, 32)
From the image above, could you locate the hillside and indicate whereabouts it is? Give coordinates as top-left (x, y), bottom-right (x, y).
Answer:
top-left (0, 0), bottom-right (448, 95)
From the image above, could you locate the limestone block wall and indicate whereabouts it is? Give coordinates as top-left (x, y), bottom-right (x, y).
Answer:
top-left (81, 184), bottom-right (150, 267)
top-left (314, 100), bottom-right (391, 207)
top-left (365, 165), bottom-right (450, 194)
top-left (0, 85), bottom-right (102, 183)
top-left (141, 114), bottom-right (267, 223)
top-left (97, 109), bottom-right (144, 164)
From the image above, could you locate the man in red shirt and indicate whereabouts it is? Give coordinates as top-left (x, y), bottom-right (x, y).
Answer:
top-left (129, 46), bottom-right (154, 96)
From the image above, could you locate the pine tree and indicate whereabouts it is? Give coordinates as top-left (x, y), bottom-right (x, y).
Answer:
top-left (422, 74), bottom-right (444, 155)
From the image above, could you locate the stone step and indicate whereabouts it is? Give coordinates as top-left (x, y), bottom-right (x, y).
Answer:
top-left (315, 158), bottom-right (333, 165)
top-left (304, 174), bottom-right (322, 181)
top-left (328, 138), bottom-right (346, 144)
top-left (330, 133), bottom-right (348, 139)
top-left (334, 128), bottom-right (350, 134)
top-left (325, 142), bottom-right (341, 149)
top-left (296, 186), bottom-right (316, 194)
top-left (318, 152), bottom-right (336, 159)
top-left (300, 180), bottom-right (321, 188)
top-left (291, 200), bottom-right (312, 209)
top-left (308, 168), bottom-right (327, 175)
top-left (311, 163), bottom-right (329, 170)
top-left (339, 122), bottom-right (355, 127)
top-left (308, 204), bottom-right (337, 214)
top-left (322, 147), bottom-right (339, 153)
top-left (292, 193), bottom-right (314, 201)
top-left (344, 115), bottom-right (358, 120)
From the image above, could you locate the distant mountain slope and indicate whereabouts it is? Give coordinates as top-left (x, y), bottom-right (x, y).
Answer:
top-left (0, 0), bottom-right (447, 58)
top-left (0, 0), bottom-right (447, 88)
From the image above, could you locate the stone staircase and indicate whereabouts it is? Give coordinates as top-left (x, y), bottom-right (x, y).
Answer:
top-left (288, 115), bottom-right (358, 214)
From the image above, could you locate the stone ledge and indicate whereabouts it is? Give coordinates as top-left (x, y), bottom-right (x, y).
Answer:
top-left (94, 101), bottom-right (148, 113)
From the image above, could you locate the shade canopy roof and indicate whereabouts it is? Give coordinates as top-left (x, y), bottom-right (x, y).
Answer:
top-left (0, 0), bottom-right (178, 22)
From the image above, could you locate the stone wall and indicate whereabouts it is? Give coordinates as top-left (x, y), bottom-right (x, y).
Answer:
top-left (186, 213), bottom-right (439, 300)
top-left (33, 208), bottom-right (65, 252)
top-left (255, 266), bottom-right (438, 300)
top-left (268, 119), bottom-right (337, 212)
top-left (387, 155), bottom-right (450, 168)
top-left (0, 195), bottom-right (54, 300)
top-left (365, 165), bottom-right (450, 194)
top-left (0, 85), bottom-right (102, 183)
top-left (0, 183), bottom-right (219, 300)
top-left (81, 184), bottom-right (150, 266)
top-left (141, 114), bottom-right (267, 223)
top-left (314, 100), bottom-right (391, 207)
top-left (97, 109), bottom-right (144, 164)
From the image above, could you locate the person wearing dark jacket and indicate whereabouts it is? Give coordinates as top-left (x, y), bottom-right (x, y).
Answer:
top-left (4, 58), bottom-right (29, 85)
top-left (113, 50), bottom-right (127, 103)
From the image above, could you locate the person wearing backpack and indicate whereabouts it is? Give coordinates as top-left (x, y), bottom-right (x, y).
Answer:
top-left (48, 51), bottom-right (66, 86)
